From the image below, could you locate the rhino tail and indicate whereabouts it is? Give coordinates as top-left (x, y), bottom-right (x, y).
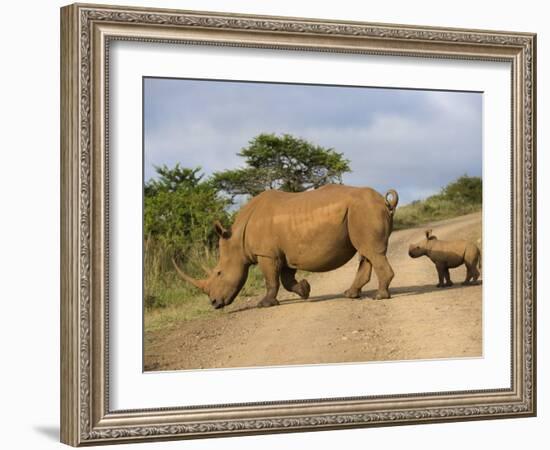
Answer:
top-left (385, 189), bottom-right (399, 214)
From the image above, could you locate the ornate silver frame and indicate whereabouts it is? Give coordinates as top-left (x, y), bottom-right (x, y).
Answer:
top-left (60, 3), bottom-right (536, 446)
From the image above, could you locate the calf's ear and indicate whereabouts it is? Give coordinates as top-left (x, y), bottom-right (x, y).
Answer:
top-left (425, 229), bottom-right (437, 240)
top-left (214, 220), bottom-right (231, 239)
top-left (426, 229), bottom-right (437, 241)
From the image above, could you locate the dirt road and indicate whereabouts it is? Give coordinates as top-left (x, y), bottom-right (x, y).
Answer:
top-left (144, 212), bottom-right (482, 371)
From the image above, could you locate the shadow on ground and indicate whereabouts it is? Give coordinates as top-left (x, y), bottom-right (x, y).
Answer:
top-left (365, 280), bottom-right (482, 299)
top-left (227, 280), bottom-right (482, 314)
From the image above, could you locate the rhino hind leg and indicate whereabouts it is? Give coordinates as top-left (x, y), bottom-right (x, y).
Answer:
top-left (463, 263), bottom-right (473, 284)
top-left (256, 256), bottom-right (281, 308)
top-left (344, 256), bottom-right (372, 299)
top-left (346, 208), bottom-right (395, 300)
top-left (280, 267), bottom-right (310, 300)
top-left (463, 246), bottom-right (481, 285)
top-left (365, 252), bottom-right (394, 300)
top-left (471, 264), bottom-right (480, 283)
top-left (463, 261), bottom-right (480, 285)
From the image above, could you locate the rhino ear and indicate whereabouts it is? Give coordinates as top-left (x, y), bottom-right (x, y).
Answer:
top-left (425, 229), bottom-right (433, 240)
top-left (214, 220), bottom-right (231, 239)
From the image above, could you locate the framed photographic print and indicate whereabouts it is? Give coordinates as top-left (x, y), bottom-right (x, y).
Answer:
top-left (60, 3), bottom-right (536, 446)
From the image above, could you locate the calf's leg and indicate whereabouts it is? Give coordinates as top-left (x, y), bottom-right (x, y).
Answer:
top-left (280, 267), bottom-right (310, 299)
top-left (464, 246), bottom-right (481, 284)
top-left (443, 267), bottom-right (453, 287)
top-left (471, 264), bottom-right (480, 283)
top-left (435, 263), bottom-right (446, 287)
top-left (471, 251), bottom-right (481, 283)
top-left (344, 256), bottom-right (372, 298)
top-left (463, 261), bottom-right (480, 285)
top-left (463, 265), bottom-right (473, 285)
top-left (256, 256), bottom-right (281, 307)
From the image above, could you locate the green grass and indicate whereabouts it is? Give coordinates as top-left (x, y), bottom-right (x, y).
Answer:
top-left (393, 175), bottom-right (482, 230)
top-left (144, 263), bottom-right (265, 333)
top-left (145, 286), bottom-right (215, 332)
top-left (393, 197), bottom-right (481, 230)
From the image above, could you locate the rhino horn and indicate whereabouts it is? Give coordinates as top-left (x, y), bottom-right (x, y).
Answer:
top-left (172, 257), bottom-right (208, 292)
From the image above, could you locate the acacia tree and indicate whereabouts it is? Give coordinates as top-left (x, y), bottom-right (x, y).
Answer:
top-left (212, 133), bottom-right (351, 201)
top-left (144, 164), bottom-right (204, 196)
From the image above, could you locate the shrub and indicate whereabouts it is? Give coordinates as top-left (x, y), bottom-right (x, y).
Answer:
top-left (393, 175), bottom-right (482, 230)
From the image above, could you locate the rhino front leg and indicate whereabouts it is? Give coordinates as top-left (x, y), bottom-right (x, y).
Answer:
top-left (443, 267), bottom-right (453, 287)
top-left (256, 256), bottom-right (281, 308)
top-left (281, 267), bottom-right (310, 300)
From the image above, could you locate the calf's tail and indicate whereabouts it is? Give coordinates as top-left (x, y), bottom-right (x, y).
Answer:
top-left (385, 189), bottom-right (399, 215)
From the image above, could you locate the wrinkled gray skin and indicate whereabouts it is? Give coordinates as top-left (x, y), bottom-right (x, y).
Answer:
top-left (408, 229), bottom-right (481, 287)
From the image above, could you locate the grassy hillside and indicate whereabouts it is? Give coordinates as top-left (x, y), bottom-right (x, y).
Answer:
top-left (393, 175), bottom-right (482, 230)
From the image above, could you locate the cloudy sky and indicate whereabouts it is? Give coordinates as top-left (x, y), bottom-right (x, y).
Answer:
top-left (144, 77), bottom-right (482, 204)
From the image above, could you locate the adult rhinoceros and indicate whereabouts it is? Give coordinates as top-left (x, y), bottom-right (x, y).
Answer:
top-left (173, 184), bottom-right (398, 309)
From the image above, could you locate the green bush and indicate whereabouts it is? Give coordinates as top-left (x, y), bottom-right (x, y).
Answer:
top-left (441, 175), bottom-right (482, 204)
top-left (143, 164), bottom-right (271, 317)
top-left (144, 165), bottom-right (231, 313)
top-left (144, 165), bottom-right (230, 254)
top-left (393, 175), bottom-right (482, 230)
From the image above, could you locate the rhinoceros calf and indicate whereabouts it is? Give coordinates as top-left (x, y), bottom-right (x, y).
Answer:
top-left (173, 184), bottom-right (399, 309)
top-left (408, 229), bottom-right (481, 287)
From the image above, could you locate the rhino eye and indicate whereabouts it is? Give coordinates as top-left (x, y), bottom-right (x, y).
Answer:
top-left (217, 270), bottom-right (222, 276)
